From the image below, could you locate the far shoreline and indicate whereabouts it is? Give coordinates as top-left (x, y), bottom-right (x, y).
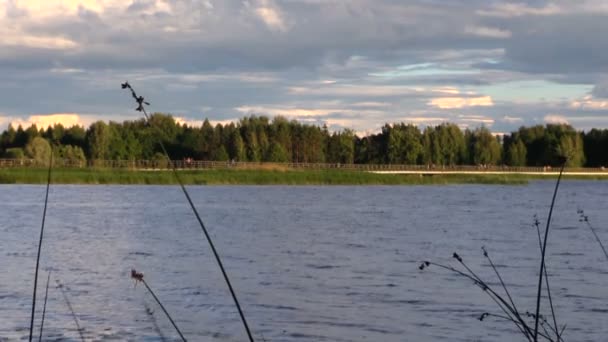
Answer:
top-left (1, 167), bottom-right (608, 185)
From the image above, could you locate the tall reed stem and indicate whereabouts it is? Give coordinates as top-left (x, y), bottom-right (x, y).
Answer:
top-left (56, 280), bottom-right (85, 342)
top-left (578, 210), bottom-right (608, 261)
top-left (38, 271), bottom-right (52, 342)
top-left (122, 82), bottom-right (255, 342)
top-left (533, 160), bottom-right (566, 341)
top-left (132, 270), bottom-right (187, 341)
top-left (29, 148), bottom-right (53, 342)
top-left (145, 302), bottom-right (168, 342)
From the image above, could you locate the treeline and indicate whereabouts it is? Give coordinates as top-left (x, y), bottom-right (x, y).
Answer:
top-left (1, 114), bottom-right (607, 167)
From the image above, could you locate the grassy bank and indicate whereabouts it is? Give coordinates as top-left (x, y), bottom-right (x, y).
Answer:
top-left (0, 167), bottom-right (542, 185)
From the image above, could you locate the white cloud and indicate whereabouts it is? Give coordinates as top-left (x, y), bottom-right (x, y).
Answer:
top-left (210, 118), bottom-right (237, 126)
top-left (432, 87), bottom-right (461, 95)
top-left (174, 116), bottom-right (239, 128)
top-left (477, 2), bottom-right (608, 18)
top-left (352, 102), bottom-right (391, 108)
top-left (249, 0), bottom-right (288, 32)
top-left (428, 96), bottom-right (494, 109)
top-left (571, 95), bottom-right (608, 110)
top-left (544, 114), bottom-right (570, 125)
top-left (0, 1), bottom-right (115, 21)
top-left (235, 105), bottom-right (337, 117)
top-left (477, 3), bottom-right (562, 17)
top-left (139, 72), bottom-right (278, 84)
top-left (174, 116), bottom-right (204, 127)
top-left (8, 113), bottom-right (85, 128)
top-left (401, 117), bottom-right (449, 124)
top-left (288, 84), bottom-right (422, 97)
top-left (501, 115), bottom-right (523, 123)
top-left (0, 27), bottom-right (78, 49)
top-left (458, 114), bottom-right (495, 125)
top-left (465, 26), bottom-right (512, 39)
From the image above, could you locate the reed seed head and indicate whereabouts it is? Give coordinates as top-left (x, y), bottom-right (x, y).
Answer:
top-left (533, 214), bottom-right (540, 227)
top-left (556, 155), bottom-right (568, 165)
top-left (453, 252), bottom-right (462, 262)
top-left (131, 269), bottom-right (144, 282)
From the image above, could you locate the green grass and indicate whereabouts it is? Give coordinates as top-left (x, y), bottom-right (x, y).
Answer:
top-left (0, 167), bottom-right (542, 185)
top-left (2, 167), bottom-right (607, 185)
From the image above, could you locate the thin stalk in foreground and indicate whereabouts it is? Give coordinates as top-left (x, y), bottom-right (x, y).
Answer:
top-left (453, 254), bottom-right (534, 339)
top-left (28, 148), bottom-right (53, 342)
top-left (56, 280), bottom-right (85, 342)
top-left (38, 271), bottom-right (52, 342)
top-left (533, 217), bottom-right (562, 341)
top-left (533, 160), bottom-right (566, 341)
top-left (145, 302), bottom-right (168, 342)
top-left (122, 82), bottom-right (255, 342)
top-left (420, 259), bottom-right (533, 341)
top-left (481, 247), bottom-right (525, 330)
top-left (578, 210), bottom-right (608, 261)
top-left (132, 270), bottom-right (186, 341)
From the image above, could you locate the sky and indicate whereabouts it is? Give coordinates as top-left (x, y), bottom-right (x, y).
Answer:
top-left (1, 0), bottom-right (608, 135)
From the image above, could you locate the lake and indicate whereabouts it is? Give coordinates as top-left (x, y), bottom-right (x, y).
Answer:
top-left (1, 182), bottom-right (607, 341)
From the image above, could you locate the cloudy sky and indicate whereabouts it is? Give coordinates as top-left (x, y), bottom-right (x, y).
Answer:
top-left (1, 0), bottom-right (608, 135)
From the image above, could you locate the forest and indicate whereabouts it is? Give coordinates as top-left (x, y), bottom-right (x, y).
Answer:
top-left (0, 114), bottom-right (607, 168)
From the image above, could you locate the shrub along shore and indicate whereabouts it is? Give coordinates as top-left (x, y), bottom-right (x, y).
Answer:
top-left (1, 167), bottom-right (607, 185)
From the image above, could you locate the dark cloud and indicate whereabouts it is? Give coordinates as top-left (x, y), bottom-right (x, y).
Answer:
top-left (1, 0), bottom-right (608, 132)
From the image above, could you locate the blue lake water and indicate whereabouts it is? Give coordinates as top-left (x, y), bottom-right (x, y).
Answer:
top-left (1, 182), bottom-right (607, 341)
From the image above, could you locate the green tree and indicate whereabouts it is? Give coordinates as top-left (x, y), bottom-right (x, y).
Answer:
top-left (228, 129), bottom-right (245, 161)
top-left (62, 125), bottom-right (86, 148)
top-left (506, 138), bottom-right (527, 166)
top-left (518, 125), bottom-right (548, 166)
top-left (0, 124), bottom-right (17, 149)
top-left (14, 125), bottom-right (27, 147)
top-left (386, 124), bottom-right (424, 164)
top-left (583, 129), bottom-right (608, 167)
top-left (556, 132), bottom-right (585, 167)
top-left (266, 142), bottom-right (289, 162)
top-left (327, 129), bottom-right (355, 164)
top-left (420, 127), bottom-right (434, 165)
top-left (58, 145), bottom-right (86, 162)
top-left (546, 124), bottom-right (585, 167)
top-left (270, 116), bottom-right (292, 160)
top-left (470, 127), bottom-right (502, 165)
top-left (4, 147), bottom-right (24, 159)
top-left (86, 121), bottom-right (111, 160)
top-left (213, 145), bottom-right (230, 161)
top-left (199, 119), bottom-right (215, 159)
top-left (107, 122), bottom-right (128, 160)
top-left (25, 124), bottom-right (40, 144)
top-left (25, 137), bottom-right (52, 164)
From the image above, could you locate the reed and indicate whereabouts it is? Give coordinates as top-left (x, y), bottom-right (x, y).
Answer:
top-left (145, 302), bottom-right (168, 342)
top-left (420, 159), bottom-right (568, 342)
top-left (533, 159), bottom-right (566, 340)
top-left (122, 82), bottom-right (255, 341)
top-left (577, 209), bottom-right (608, 261)
top-left (28, 148), bottom-right (53, 342)
top-left (38, 271), bottom-right (51, 342)
top-left (532, 215), bottom-right (561, 341)
top-left (131, 269), bottom-right (186, 341)
top-left (55, 279), bottom-right (85, 342)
